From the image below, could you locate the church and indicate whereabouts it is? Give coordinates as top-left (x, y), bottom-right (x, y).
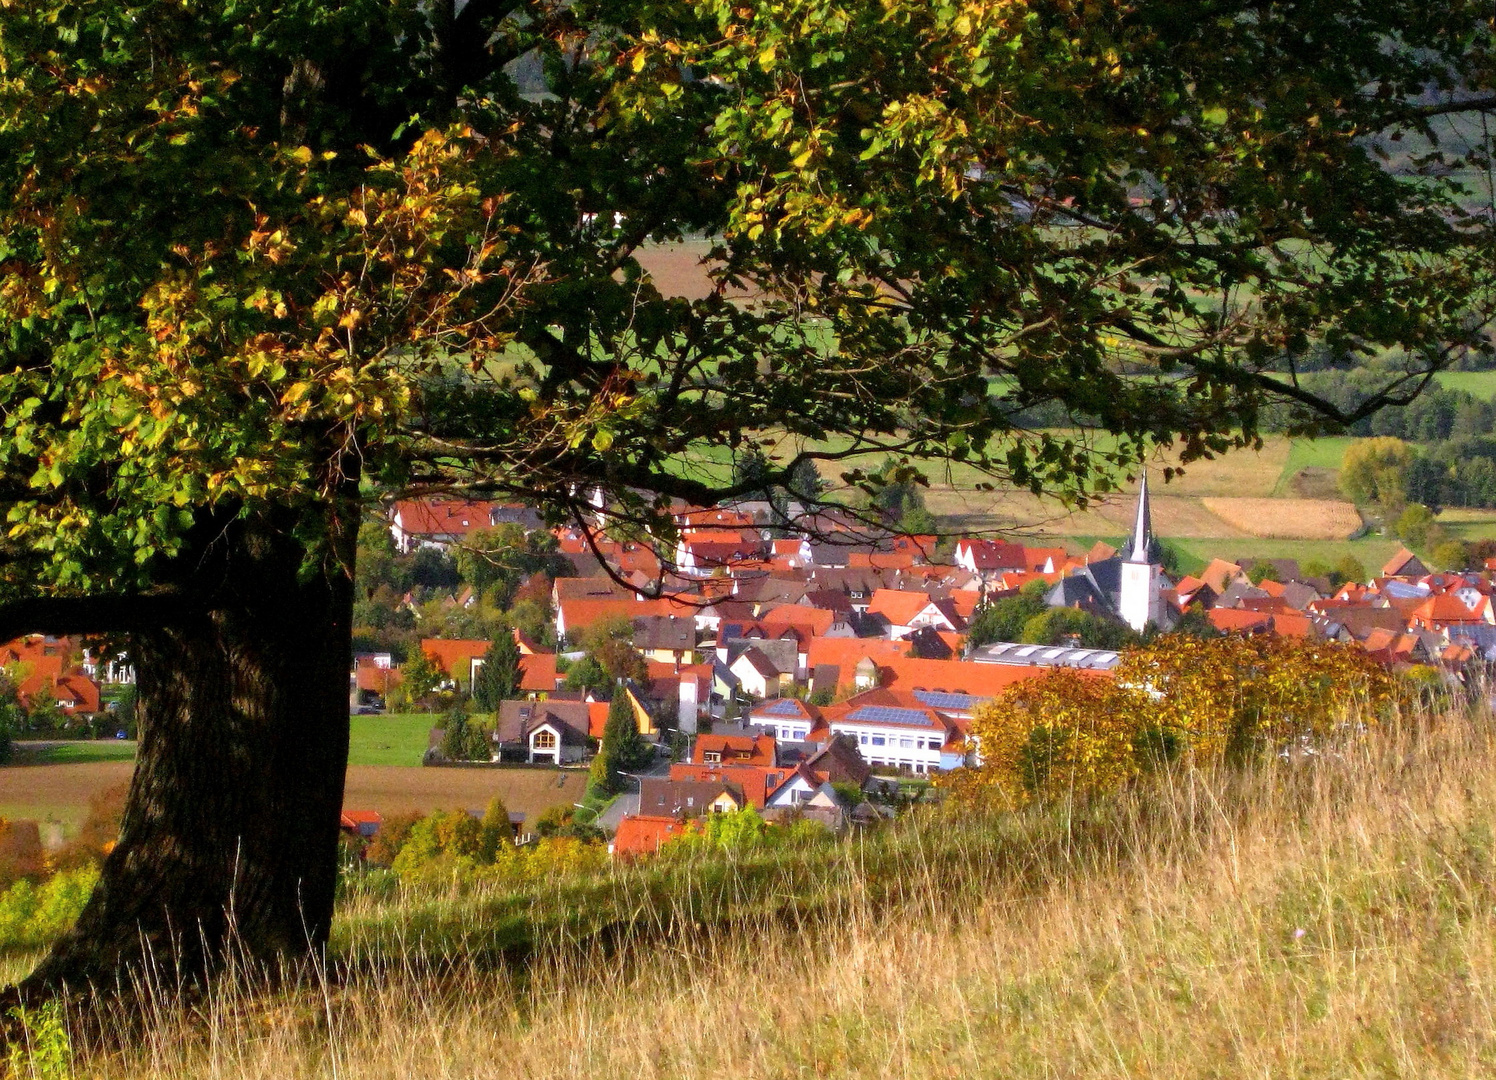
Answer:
top-left (1044, 473), bottom-right (1176, 633)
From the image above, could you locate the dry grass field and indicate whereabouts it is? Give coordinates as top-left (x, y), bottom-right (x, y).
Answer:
top-left (42, 697), bottom-right (1496, 1079)
top-left (923, 438), bottom-right (1300, 539)
top-left (1201, 497), bottom-right (1363, 540)
top-left (926, 489), bottom-right (1258, 539)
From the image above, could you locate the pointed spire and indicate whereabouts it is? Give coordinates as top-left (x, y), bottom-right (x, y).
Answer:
top-left (1126, 471), bottom-right (1153, 563)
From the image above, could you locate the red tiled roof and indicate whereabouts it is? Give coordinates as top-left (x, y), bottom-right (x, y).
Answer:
top-left (1199, 559), bottom-right (1244, 595)
top-left (519, 653), bottom-right (559, 693)
top-left (420, 638), bottom-right (490, 677)
top-left (0, 635), bottom-right (101, 713)
top-left (947, 589), bottom-right (981, 619)
top-left (757, 604), bottom-right (836, 636)
top-left (612, 815), bottom-right (689, 858)
top-left (875, 656), bottom-right (1051, 698)
top-left (1412, 592), bottom-right (1483, 626)
top-left (805, 637), bottom-right (911, 673)
top-left (867, 589), bottom-right (940, 627)
top-left (668, 764), bottom-right (787, 807)
top-left (392, 500), bottom-right (497, 538)
top-left (956, 539), bottom-right (1028, 570)
top-left (1382, 547), bottom-right (1424, 577)
top-left (588, 702), bottom-right (611, 739)
top-left (692, 731), bottom-right (776, 767)
top-left (1271, 612), bottom-right (1316, 639)
top-left (1207, 608), bottom-right (1272, 633)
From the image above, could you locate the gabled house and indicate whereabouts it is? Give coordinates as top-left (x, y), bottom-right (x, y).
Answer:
top-left (389, 499), bottom-right (542, 553)
top-left (1383, 548), bottom-right (1431, 579)
top-left (339, 811), bottom-right (383, 839)
top-left (632, 615), bottom-right (697, 664)
top-left (1410, 592), bottom-right (1487, 631)
top-left (728, 645), bottom-right (794, 699)
top-left (611, 815), bottom-right (689, 859)
top-left (419, 638), bottom-right (491, 690)
top-left (865, 589), bottom-right (966, 637)
top-left (637, 778), bottom-right (745, 818)
top-left (690, 729), bottom-right (777, 768)
top-left (747, 697), bottom-right (822, 742)
top-left (818, 689), bottom-right (962, 774)
top-left (493, 700), bottom-right (592, 764)
top-left (953, 539), bottom-right (1029, 575)
top-left (0, 635), bottom-right (102, 714)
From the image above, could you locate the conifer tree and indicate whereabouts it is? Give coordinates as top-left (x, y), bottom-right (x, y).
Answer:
top-left (473, 632), bottom-right (521, 713)
top-left (476, 796), bottom-right (513, 862)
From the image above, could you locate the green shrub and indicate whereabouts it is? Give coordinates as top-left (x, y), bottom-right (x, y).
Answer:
top-left (5, 1000), bottom-right (71, 1080)
top-left (0, 864), bottom-right (99, 954)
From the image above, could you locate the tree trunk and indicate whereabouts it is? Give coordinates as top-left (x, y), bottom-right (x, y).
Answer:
top-left (18, 511), bottom-right (356, 996)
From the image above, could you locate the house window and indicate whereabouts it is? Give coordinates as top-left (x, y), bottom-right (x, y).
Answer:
top-left (859, 735), bottom-right (869, 745)
top-left (900, 737), bottom-right (914, 749)
top-left (533, 730), bottom-right (557, 750)
top-left (704, 751), bottom-right (722, 764)
top-left (871, 736), bottom-right (885, 747)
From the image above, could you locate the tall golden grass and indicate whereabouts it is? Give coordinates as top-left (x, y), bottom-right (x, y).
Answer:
top-left (32, 689), bottom-right (1496, 1078)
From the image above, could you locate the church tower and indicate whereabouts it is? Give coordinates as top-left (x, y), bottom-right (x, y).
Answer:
top-left (1118, 472), bottom-right (1163, 633)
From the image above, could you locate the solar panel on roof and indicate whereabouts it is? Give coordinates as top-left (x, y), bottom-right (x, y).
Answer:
top-left (913, 690), bottom-right (980, 710)
top-left (759, 698), bottom-right (804, 716)
top-left (846, 706), bottom-right (938, 728)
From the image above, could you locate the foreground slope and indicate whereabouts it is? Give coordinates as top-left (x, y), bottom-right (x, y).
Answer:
top-left (69, 694), bottom-right (1496, 1078)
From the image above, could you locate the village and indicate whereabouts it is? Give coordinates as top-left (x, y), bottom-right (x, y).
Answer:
top-left (353, 478), bottom-right (1491, 856)
top-left (2, 470), bottom-right (1485, 871)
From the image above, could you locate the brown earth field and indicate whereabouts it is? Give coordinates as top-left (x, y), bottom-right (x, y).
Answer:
top-left (0, 761), bottom-right (135, 835)
top-left (635, 240), bottom-right (752, 301)
top-left (340, 765), bottom-right (589, 823)
top-left (925, 490), bottom-right (1257, 540)
top-left (920, 439), bottom-right (1295, 537)
top-left (0, 762), bottom-right (588, 838)
top-left (1202, 497), bottom-right (1363, 540)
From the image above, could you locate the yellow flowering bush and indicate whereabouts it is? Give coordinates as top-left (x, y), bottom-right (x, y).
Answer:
top-left (948, 636), bottom-right (1400, 805)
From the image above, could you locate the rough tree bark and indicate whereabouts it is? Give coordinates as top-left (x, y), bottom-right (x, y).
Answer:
top-left (8, 503), bottom-right (357, 998)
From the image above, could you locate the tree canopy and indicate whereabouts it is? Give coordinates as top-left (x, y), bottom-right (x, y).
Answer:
top-left (2, 0), bottom-right (1494, 594)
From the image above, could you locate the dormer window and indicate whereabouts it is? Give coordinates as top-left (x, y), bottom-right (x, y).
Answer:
top-left (703, 751), bottom-right (722, 764)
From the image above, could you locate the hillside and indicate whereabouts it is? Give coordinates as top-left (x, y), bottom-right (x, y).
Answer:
top-left (37, 693), bottom-right (1496, 1078)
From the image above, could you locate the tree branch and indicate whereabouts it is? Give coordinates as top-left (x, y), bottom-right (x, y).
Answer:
top-left (0, 591), bottom-right (200, 642)
top-left (1376, 94), bottom-right (1496, 122)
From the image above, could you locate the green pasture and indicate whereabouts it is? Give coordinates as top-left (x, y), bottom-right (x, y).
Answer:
top-left (348, 713), bottom-right (439, 767)
top-left (1061, 534), bottom-right (1397, 578)
top-left (1433, 370), bottom-right (1496, 400)
top-left (10, 740), bottom-right (137, 765)
top-left (8, 722), bottom-right (445, 769)
top-left (1434, 509), bottom-right (1496, 543)
top-left (1165, 536), bottom-right (1399, 576)
top-left (1279, 436), bottom-right (1354, 476)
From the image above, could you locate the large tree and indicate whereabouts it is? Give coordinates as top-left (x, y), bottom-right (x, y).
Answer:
top-left (2, 0), bottom-right (1494, 996)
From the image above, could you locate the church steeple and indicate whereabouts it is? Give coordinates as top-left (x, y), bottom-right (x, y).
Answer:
top-left (1125, 470), bottom-right (1153, 564)
top-left (1118, 470), bottom-right (1164, 633)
